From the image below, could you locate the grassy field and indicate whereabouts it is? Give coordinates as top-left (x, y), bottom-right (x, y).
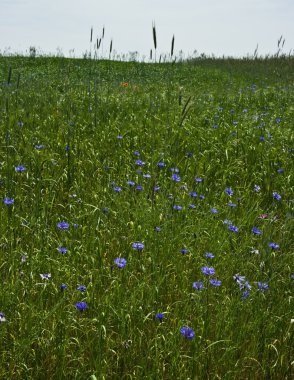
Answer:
top-left (0, 54), bottom-right (293, 379)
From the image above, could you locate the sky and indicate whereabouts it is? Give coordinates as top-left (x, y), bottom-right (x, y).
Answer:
top-left (0, 0), bottom-right (293, 59)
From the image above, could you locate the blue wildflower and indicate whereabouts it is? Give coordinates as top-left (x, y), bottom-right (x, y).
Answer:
top-left (135, 160), bottom-right (145, 166)
top-left (127, 181), bottom-right (136, 186)
top-left (15, 165), bottom-right (26, 172)
top-left (172, 174), bottom-right (181, 182)
top-left (273, 192), bottom-right (281, 201)
top-left (155, 313), bottom-right (164, 322)
top-left (60, 283), bottom-right (68, 290)
top-left (252, 227), bottom-right (262, 235)
top-left (132, 242), bottom-right (144, 250)
top-left (3, 197), bottom-right (14, 205)
top-left (180, 326), bottom-right (195, 339)
top-left (189, 191), bottom-right (197, 197)
top-left (173, 205), bottom-right (182, 211)
top-left (268, 242), bottom-right (279, 249)
top-left (157, 162), bottom-right (166, 168)
top-left (193, 281), bottom-right (204, 290)
top-left (40, 273), bottom-right (51, 280)
top-left (229, 225), bottom-right (239, 232)
top-left (201, 266), bottom-right (215, 276)
top-left (75, 302), bottom-right (88, 312)
top-left (57, 247), bottom-right (68, 254)
top-left (210, 208), bottom-right (218, 214)
top-left (57, 221), bottom-right (69, 230)
top-left (77, 285), bottom-right (86, 292)
top-left (258, 282), bottom-right (269, 291)
top-left (113, 187), bottom-right (122, 192)
top-left (205, 252), bottom-right (214, 259)
top-left (224, 188), bottom-right (234, 196)
top-left (114, 258), bottom-right (127, 268)
top-left (209, 278), bottom-right (221, 287)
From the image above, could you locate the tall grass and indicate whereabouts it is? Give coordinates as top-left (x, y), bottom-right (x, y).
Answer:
top-left (0, 54), bottom-right (293, 379)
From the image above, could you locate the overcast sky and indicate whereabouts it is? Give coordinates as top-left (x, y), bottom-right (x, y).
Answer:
top-left (0, 0), bottom-right (293, 59)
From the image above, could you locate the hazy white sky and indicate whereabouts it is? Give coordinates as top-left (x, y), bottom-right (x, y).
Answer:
top-left (0, 0), bottom-right (293, 58)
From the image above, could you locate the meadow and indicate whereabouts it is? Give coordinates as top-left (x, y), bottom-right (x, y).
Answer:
top-left (0, 53), bottom-right (293, 379)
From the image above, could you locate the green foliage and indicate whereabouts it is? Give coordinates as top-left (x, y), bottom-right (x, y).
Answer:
top-left (0, 56), bottom-right (293, 379)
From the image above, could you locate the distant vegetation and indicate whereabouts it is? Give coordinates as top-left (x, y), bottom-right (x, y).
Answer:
top-left (0, 50), bottom-right (293, 379)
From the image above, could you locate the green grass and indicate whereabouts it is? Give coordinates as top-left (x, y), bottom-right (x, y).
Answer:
top-left (0, 55), bottom-right (293, 379)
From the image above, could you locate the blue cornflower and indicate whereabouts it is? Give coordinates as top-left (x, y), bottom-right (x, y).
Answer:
top-left (77, 285), bottom-right (86, 292)
top-left (57, 247), bottom-right (68, 254)
top-left (199, 195), bottom-right (205, 200)
top-left (258, 282), bottom-right (269, 291)
top-left (185, 152), bottom-right (193, 157)
top-left (189, 191), bottom-right (197, 197)
top-left (127, 181), bottom-right (136, 186)
top-left (242, 291), bottom-right (250, 300)
top-left (259, 136), bottom-right (265, 141)
top-left (136, 185), bottom-right (144, 191)
top-left (117, 135), bottom-right (123, 139)
top-left (114, 257), bottom-right (127, 268)
top-left (189, 204), bottom-right (196, 209)
top-left (254, 185), bottom-right (261, 192)
top-left (65, 145), bottom-right (70, 151)
top-left (143, 174), bottom-right (151, 178)
top-left (35, 144), bottom-right (44, 149)
top-left (195, 177), bottom-right (203, 183)
top-left (155, 313), bottom-right (164, 322)
top-left (228, 203), bottom-right (237, 207)
top-left (57, 221), bottom-right (69, 230)
top-left (40, 273), bottom-right (51, 280)
top-left (205, 252), bottom-right (214, 259)
top-left (224, 188), bottom-right (234, 196)
top-left (277, 168), bottom-right (284, 173)
top-left (3, 197), bottom-right (14, 205)
top-left (154, 185), bottom-right (160, 191)
top-left (154, 227), bottom-right (161, 232)
top-left (180, 249), bottom-right (189, 254)
top-left (173, 205), bottom-right (182, 211)
top-left (0, 312), bottom-right (6, 322)
top-left (229, 225), bottom-right (239, 232)
top-left (275, 117), bottom-right (281, 123)
top-left (60, 283), bottom-right (68, 290)
top-left (223, 219), bottom-right (232, 225)
top-left (180, 326), bottom-right (195, 339)
top-left (201, 266), bottom-right (215, 276)
top-left (291, 274), bottom-right (294, 280)
top-left (268, 242), bottom-right (280, 249)
top-left (171, 168), bottom-right (179, 173)
top-left (75, 302), bottom-right (88, 312)
top-left (193, 281), bottom-right (204, 290)
top-left (252, 227), bottom-right (262, 235)
top-left (210, 208), bottom-right (218, 214)
top-left (157, 162), bottom-right (166, 168)
top-left (134, 150), bottom-right (140, 156)
top-left (15, 165), bottom-right (26, 172)
top-left (113, 186), bottom-right (122, 192)
top-left (73, 223), bottom-right (79, 228)
top-left (209, 278), bottom-right (221, 287)
top-left (132, 242), bottom-right (144, 250)
top-left (172, 174), bottom-right (181, 182)
top-left (273, 192), bottom-right (281, 201)
top-left (135, 160), bottom-right (145, 166)
top-left (233, 274), bottom-right (246, 285)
